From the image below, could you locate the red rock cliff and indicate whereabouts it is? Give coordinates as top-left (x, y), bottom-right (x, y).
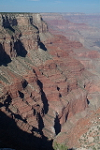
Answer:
top-left (0, 13), bottom-right (93, 150)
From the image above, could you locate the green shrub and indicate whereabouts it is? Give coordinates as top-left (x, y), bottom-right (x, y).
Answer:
top-left (53, 142), bottom-right (68, 150)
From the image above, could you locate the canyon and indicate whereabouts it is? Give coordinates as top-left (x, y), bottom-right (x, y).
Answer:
top-left (0, 13), bottom-right (100, 150)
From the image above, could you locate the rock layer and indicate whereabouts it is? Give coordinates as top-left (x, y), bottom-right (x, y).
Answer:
top-left (42, 13), bottom-right (100, 150)
top-left (0, 13), bottom-right (100, 150)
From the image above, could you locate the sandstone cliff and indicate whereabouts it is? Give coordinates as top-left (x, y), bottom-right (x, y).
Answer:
top-left (0, 13), bottom-right (99, 150)
top-left (42, 13), bottom-right (100, 150)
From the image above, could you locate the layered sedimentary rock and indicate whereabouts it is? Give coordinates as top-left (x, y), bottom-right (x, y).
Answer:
top-left (0, 13), bottom-right (100, 150)
top-left (42, 13), bottom-right (100, 51)
top-left (42, 13), bottom-right (100, 150)
top-left (0, 13), bottom-right (48, 63)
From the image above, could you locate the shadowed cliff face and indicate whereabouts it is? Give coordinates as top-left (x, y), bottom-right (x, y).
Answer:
top-left (0, 110), bottom-right (53, 150)
top-left (14, 40), bottom-right (27, 57)
top-left (0, 13), bottom-right (100, 150)
top-left (0, 13), bottom-right (48, 66)
top-left (0, 43), bottom-right (11, 66)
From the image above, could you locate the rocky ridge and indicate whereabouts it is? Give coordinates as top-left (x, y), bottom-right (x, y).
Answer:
top-left (0, 13), bottom-right (100, 150)
top-left (41, 13), bottom-right (100, 150)
top-left (42, 13), bottom-right (100, 51)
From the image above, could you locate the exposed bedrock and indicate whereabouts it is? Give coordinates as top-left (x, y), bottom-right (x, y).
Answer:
top-left (41, 13), bottom-right (100, 149)
top-left (0, 13), bottom-right (48, 66)
top-left (0, 13), bottom-right (99, 150)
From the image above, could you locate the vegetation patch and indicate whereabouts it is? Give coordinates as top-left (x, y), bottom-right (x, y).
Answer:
top-left (0, 75), bottom-right (9, 83)
top-left (53, 142), bottom-right (68, 150)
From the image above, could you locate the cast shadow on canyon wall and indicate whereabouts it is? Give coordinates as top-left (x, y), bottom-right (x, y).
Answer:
top-left (14, 40), bottom-right (27, 57)
top-left (39, 42), bottom-right (47, 51)
top-left (6, 26), bottom-right (15, 33)
top-left (1, 95), bottom-right (27, 124)
top-left (0, 43), bottom-right (11, 66)
top-left (54, 115), bottom-right (61, 135)
top-left (0, 107), bottom-right (53, 150)
top-left (0, 40), bottom-right (27, 66)
top-left (4, 95), bottom-right (12, 109)
top-left (37, 80), bottom-right (49, 114)
top-left (3, 16), bottom-right (18, 28)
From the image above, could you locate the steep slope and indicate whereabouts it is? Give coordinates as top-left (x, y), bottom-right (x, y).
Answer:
top-left (0, 13), bottom-right (100, 150)
top-left (42, 13), bottom-right (100, 51)
top-left (41, 13), bottom-right (100, 150)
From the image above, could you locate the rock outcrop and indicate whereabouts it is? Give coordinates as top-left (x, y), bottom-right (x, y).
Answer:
top-left (42, 13), bottom-right (100, 51)
top-left (0, 13), bottom-right (48, 64)
top-left (0, 13), bottom-right (100, 150)
top-left (42, 13), bottom-right (100, 150)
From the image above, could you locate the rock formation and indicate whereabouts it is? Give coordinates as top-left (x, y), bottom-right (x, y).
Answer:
top-left (0, 13), bottom-right (100, 150)
top-left (42, 13), bottom-right (100, 51)
top-left (41, 13), bottom-right (100, 150)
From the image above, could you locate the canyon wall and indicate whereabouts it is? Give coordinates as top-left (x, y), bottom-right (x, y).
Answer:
top-left (0, 13), bottom-right (100, 150)
top-left (41, 13), bottom-right (100, 150)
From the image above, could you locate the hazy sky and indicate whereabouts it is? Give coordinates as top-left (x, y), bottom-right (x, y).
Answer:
top-left (0, 0), bottom-right (100, 13)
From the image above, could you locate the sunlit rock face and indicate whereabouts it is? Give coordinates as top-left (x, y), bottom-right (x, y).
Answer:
top-left (0, 13), bottom-right (100, 150)
top-left (0, 13), bottom-right (48, 62)
top-left (41, 13), bottom-right (100, 150)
